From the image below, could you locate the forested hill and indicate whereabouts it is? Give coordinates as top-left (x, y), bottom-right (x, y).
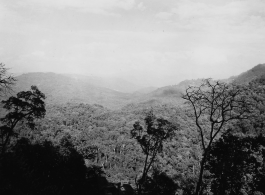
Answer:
top-left (12, 72), bottom-right (186, 109)
top-left (232, 63), bottom-right (265, 84)
top-left (143, 63), bottom-right (265, 101)
top-left (3, 63), bottom-right (265, 195)
top-left (23, 101), bottom-right (199, 186)
top-left (12, 64), bottom-right (265, 109)
top-left (65, 74), bottom-right (144, 93)
top-left (149, 79), bottom-right (204, 97)
top-left (13, 72), bottom-right (136, 109)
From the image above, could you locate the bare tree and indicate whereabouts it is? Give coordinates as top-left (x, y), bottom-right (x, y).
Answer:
top-left (0, 63), bottom-right (16, 96)
top-left (182, 79), bottom-right (252, 195)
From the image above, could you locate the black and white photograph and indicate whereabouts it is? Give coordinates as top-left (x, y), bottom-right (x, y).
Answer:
top-left (1, 0), bottom-right (265, 194)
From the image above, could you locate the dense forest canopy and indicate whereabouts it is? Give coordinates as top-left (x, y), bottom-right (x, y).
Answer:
top-left (1, 63), bottom-right (265, 195)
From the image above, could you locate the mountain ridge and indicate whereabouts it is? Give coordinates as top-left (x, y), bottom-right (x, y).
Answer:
top-left (13, 72), bottom-right (135, 109)
top-left (232, 63), bottom-right (265, 84)
top-left (11, 63), bottom-right (265, 109)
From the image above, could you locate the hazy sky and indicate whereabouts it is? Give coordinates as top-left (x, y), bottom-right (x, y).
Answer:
top-left (1, 0), bottom-right (265, 86)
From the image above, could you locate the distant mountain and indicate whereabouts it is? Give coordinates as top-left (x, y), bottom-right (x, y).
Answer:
top-left (232, 64), bottom-right (265, 84)
top-left (130, 79), bottom-right (205, 106)
top-left (133, 86), bottom-right (158, 94)
top-left (150, 85), bottom-right (182, 97)
top-left (220, 76), bottom-right (237, 83)
top-left (172, 79), bottom-right (204, 92)
top-left (147, 63), bottom-right (265, 101)
top-left (11, 63), bottom-right (265, 110)
top-left (148, 79), bottom-right (204, 98)
top-left (169, 63), bottom-right (265, 87)
top-left (11, 72), bottom-right (184, 109)
top-left (66, 74), bottom-right (143, 93)
top-left (13, 72), bottom-right (135, 109)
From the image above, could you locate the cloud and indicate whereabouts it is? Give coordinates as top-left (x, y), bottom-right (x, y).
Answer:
top-left (190, 46), bottom-right (228, 65)
top-left (24, 0), bottom-right (135, 14)
top-left (155, 0), bottom-right (265, 31)
top-left (0, 2), bottom-right (20, 26)
top-left (40, 40), bottom-right (51, 46)
top-left (116, 0), bottom-right (135, 10)
top-left (155, 12), bottom-right (173, 20)
top-left (0, 3), bottom-right (7, 21)
top-left (137, 2), bottom-right (146, 11)
top-left (18, 51), bottom-right (46, 61)
top-left (2, 0), bottom-right (265, 85)
top-left (31, 51), bottom-right (45, 58)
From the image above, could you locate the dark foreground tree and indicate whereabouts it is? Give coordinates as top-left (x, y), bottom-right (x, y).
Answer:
top-left (131, 111), bottom-right (177, 194)
top-left (143, 168), bottom-right (178, 195)
top-left (207, 134), bottom-right (265, 195)
top-left (0, 63), bottom-right (15, 96)
top-left (182, 79), bottom-right (252, 195)
top-left (0, 136), bottom-right (107, 195)
top-left (0, 86), bottom-right (46, 155)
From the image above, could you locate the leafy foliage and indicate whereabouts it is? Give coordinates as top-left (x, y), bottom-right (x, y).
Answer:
top-left (140, 169), bottom-right (178, 195)
top-left (131, 111), bottom-right (177, 193)
top-left (4, 65), bottom-right (265, 195)
top-left (207, 134), bottom-right (265, 195)
top-left (0, 137), bottom-right (107, 195)
top-left (0, 86), bottom-right (46, 154)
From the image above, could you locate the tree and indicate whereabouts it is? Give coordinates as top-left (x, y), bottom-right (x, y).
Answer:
top-left (0, 137), bottom-right (89, 195)
top-left (143, 168), bottom-right (178, 195)
top-left (234, 75), bottom-right (265, 135)
top-left (0, 86), bottom-right (46, 155)
top-left (207, 134), bottom-right (265, 195)
top-left (182, 79), bottom-right (252, 195)
top-left (131, 111), bottom-right (177, 194)
top-left (0, 63), bottom-right (15, 96)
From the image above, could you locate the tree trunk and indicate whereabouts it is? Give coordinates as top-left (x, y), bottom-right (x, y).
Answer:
top-left (195, 152), bottom-right (207, 195)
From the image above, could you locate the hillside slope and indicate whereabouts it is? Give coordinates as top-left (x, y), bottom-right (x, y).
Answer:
top-left (11, 63), bottom-right (265, 109)
top-left (66, 74), bottom-right (143, 93)
top-left (233, 64), bottom-right (265, 84)
top-left (13, 72), bottom-right (134, 109)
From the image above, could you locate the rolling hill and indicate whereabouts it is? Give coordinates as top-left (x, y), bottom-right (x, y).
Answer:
top-left (66, 74), bottom-right (143, 93)
top-left (13, 72), bottom-right (135, 109)
top-left (10, 63), bottom-right (265, 109)
top-left (12, 72), bottom-right (185, 109)
top-left (145, 63), bottom-right (265, 101)
top-left (233, 63), bottom-right (265, 84)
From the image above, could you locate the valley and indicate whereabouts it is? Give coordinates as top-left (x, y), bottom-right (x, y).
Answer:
top-left (2, 63), bottom-right (265, 195)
